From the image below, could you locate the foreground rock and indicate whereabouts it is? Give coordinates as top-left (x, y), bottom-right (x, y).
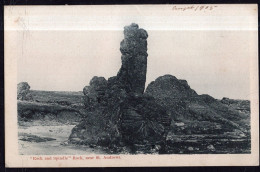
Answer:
top-left (17, 82), bottom-right (33, 101)
top-left (69, 23), bottom-right (170, 152)
top-left (145, 75), bottom-right (250, 153)
top-left (116, 94), bottom-right (170, 145)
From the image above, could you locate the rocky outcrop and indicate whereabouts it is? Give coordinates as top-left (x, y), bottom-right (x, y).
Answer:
top-left (144, 75), bottom-right (250, 154)
top-left (220, 97), bottom-right (250, 114)
top-left (145, 75), bottom-right (250, 136)
top-left (145, 75), bottom-right (198, 121)
top-left (70, 24), bottom-right (170, 152)
top-left (17, 82), bottom-right (33, 101)
top-left (83, 76), bottom-right (108, 109)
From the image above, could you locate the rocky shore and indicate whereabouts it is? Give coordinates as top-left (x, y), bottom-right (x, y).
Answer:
top-left (17, 23), bottom-right (251, 154)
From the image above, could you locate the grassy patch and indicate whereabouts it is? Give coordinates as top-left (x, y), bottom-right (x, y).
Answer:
top-left (30, 90), bottom-right (83, 105)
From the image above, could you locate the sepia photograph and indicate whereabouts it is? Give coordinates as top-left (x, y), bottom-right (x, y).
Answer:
top-left (4, 4), bottom-right (258, 167)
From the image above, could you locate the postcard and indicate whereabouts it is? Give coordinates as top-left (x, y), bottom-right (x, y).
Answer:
top-left (4, 4), bottom-right (259, 167)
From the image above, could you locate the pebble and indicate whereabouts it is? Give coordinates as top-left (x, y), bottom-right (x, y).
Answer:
top-left (188, 147), bottom-right (194, 151)
top-left (175, 122), bottom-right (185, 127)
top-left (60, 141), bottom-right (68, 145)
top-left (207, 145), bottom-right (215, 151)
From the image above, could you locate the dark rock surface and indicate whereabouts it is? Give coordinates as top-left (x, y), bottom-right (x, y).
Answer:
top-left (145, 75), bottom-right (250, 136)
top-left (17, 82), bottom-right (33, 101)
top-left (119, 94), bottom-right (170, 145)
top-left (145, 75), bottom-right (250, 154)
top-left (220, 97), bottom-right (250, 114)
top-left (83, 76), bottom-right (108, 109)
top-left (146, 75), bottom-right (197, 99)
top-left (117, 23), bottom-right (148, 94)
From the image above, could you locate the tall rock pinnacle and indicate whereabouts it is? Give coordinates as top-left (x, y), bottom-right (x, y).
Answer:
top-left (116, 23), bottom-right (148, 94)
top-left (72, 23), bottom-right (170, 152)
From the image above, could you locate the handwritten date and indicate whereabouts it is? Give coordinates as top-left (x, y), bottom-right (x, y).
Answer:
top-left (172, 5), bottom-right (218, 12)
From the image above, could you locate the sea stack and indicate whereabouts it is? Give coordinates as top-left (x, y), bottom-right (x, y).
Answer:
top-left (116, 23), bottom-right (148, 94)
top-left (70, 24), bottom-right (170, 152)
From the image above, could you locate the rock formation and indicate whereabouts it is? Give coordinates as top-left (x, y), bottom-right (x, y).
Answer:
top-left (145, 75), bottom-right (250, 136)
top-left (69, 23), bottom-right (170, 152)
top-left (17, 82), bottom-right (33, 101)
top-left (69, 23), bottom-right (250, 154)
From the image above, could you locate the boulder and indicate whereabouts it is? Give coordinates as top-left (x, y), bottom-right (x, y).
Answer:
top-left (69, 110), bottom-right (121, 147)
top-left (145, 75), bottom-right (197, 99)
top-left (17, 82), bottom-right (33, 101)
top-left (83, 76), bottom-right (108, 109)
top-left (145, 75), bottom-right (198, 121)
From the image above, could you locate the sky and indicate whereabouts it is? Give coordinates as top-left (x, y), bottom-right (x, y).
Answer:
top-left (5, 5), bottom-right (258, 99)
